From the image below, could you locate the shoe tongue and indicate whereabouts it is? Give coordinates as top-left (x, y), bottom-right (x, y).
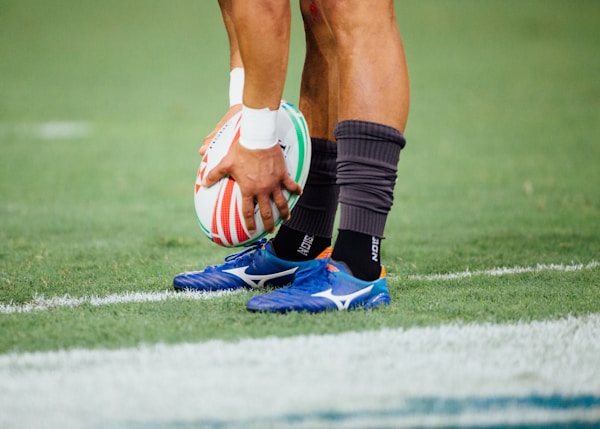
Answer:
top-left (295, 258), bottom-right (328, 277)
top-left (264, 240), bottom-right (275, 255)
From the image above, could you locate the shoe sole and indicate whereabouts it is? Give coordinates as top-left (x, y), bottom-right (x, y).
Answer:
top-left (246, 291), bottom-right (391, 313)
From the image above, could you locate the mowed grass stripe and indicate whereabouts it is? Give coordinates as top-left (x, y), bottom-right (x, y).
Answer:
top-left (1, 260), bottom-right (597, 314)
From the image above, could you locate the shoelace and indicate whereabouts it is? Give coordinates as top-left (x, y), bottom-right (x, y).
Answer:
top-left (222, 238), bottom-right (268, 264)
top-left (282, 259), bottom-right (333, 293)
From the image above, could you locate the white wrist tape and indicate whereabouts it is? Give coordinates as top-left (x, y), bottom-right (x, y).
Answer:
top-left (239, 105), bottom-right (279, 150)
top-left (229, 67), bottom-right (244, 107)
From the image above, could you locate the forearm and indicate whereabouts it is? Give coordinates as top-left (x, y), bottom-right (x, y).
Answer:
top-left (231, 0), bottom-right (291, 110)
top-left (218, 0), bottom-right (243, 70)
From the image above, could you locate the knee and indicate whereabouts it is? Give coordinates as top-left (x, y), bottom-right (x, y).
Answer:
top-left (300, 1), bottom-right (329, 32)
top-left (320, 0), bottom-right (397, 42)
top-left (234, 0), bottom-right (289, 22)
top-left (300, 0), bottom-right (336, 51)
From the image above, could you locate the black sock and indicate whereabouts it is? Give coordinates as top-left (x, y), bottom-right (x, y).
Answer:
top-left (331, 230), bottom-right (382, 281)
top-left (283, 138), bottom-right (339, 237)
top-left (272, 225), bottom-right (331, 261)
top-left (272, 138), bottom-right (338, 261)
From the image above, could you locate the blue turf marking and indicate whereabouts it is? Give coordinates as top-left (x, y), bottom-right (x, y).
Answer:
top-left (104, 394), bottom-right (600, 429)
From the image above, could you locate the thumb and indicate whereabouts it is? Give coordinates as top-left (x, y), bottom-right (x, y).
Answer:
top-left (202, 159), bottom-right (230, 188)
top-left (199, 138), bottom-right (210, 156)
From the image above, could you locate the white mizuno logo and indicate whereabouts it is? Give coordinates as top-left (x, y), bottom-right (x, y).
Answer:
top-left (311, 285), bottom-right (374, 310)
top-left (223, 266), bottom-right (298, 289)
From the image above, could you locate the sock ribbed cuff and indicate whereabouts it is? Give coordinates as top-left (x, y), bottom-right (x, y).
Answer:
top-left (335, 120), bottom-right (405, 237)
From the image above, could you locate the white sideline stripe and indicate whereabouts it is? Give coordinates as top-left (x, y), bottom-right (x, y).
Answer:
top-left (0, 121), bottom-right (92, 140)
top-left (1, 260), bottom-right (597, 314)
top-left (0, 289), bottom-right (242, 314)
top-left (36, 121), bottom-right (91, 139)
top-left (408, 260), bottom-right (599, 281)
top-left (1, 315), bottom-right (599, 428)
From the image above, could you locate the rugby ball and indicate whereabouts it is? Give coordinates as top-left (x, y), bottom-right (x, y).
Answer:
top-left (194, 101), bottom-right (311, 247)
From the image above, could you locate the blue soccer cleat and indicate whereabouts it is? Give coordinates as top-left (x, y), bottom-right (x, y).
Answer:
top-left (246, 258), bottom-right (390, 313)
top-left (173, 239), bottom-right (332, 292)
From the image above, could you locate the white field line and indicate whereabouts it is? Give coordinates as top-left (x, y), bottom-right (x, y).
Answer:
top-left (35, 121), bottom-right (92, 139)
top-left (1, 260), bottom-right (597, 315)
top-left (0, 289), bottom-right (242, 315)
top-left (0, 121), bottom-right (92, 140)
top-left (407, 260), bottom-right (599, 281)
top-left (1, 315), bottom-right (599, 428)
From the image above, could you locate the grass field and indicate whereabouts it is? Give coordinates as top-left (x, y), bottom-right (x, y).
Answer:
top-left (1, 1), bottom-right (599, 427)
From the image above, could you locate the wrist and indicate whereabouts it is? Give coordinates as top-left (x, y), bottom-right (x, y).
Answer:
top-left (239, 105), bottom-right (279, 150)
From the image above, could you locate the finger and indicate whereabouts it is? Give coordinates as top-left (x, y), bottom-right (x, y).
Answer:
top-left (281, 175), bottom-right (303, 197)
top-left (257, 195), bottom-right (276, 233)
top-left (272, 188), bottom-right (290, 222)
top-left (241, 195), bottom-right (257, 234)
top-left (202, 160), bottom-right (230, 188)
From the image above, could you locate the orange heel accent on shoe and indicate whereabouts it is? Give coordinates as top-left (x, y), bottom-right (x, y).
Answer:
top-left (316, 247), bottom-right (333, 259)
top-left (380, 266), bottom-right (387, 279)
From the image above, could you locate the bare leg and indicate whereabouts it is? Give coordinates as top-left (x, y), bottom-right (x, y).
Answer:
top-left (298, 0), bottom-right (338, 141)
top-left (320, 0), bottom-right (409, 132)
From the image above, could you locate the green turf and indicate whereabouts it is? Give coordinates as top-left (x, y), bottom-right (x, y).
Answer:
top-left (1, 269), bottom-right (598, 354)
top-left (1, 0), bottom-right (599, 354)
